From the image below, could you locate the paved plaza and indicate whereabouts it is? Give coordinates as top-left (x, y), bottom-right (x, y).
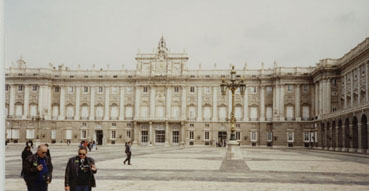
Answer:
top-left (5, 144), bottom-right (369, 191)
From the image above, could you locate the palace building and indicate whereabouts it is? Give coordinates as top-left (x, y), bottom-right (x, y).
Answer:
top-left (4, 37), bottom-right (369, 153)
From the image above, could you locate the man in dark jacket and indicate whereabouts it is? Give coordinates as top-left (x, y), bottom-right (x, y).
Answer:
top-left (65, 147), bottom-right (97, 191)
top-left (123, 142), bottom-right (131, 165)
top-left (23, 144), bottom-right (53, 191)
top-left (21, 146), bottom-right (33, 191)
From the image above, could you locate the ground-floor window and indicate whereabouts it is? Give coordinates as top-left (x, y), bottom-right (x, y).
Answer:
top-left (204, 131), bottom-right (210, 140)
top-left (172, 131), bottom-right (179, 143)
top-left (142, 131), bottom-right (148, 143)
top-left (51, 130), bottom-right (56, 140)
top-left (303, 132), bottom-right (310, 142)
top-left (81, 130), bottom-right (87, 139)
top-left (287, 131), bottom-right (294, 142)
top-left (156, 130), bottom-right (165, 143)
top-left (26, 129), bottom-right (35, 139)
top-left (189, 131), bottom-right (194, 140)
top-left (250, 131), bottom-right (257, 142)
top-left (111, 130), bottom-right (116, 139)
top-left (267, 132), bottom-right (273, 142)
top-left (65, 130), bottom-right (72, 140)
top-left (126, 130), bottom-right (131, 139)
top-left (236, 132), bottom-right (241, 140)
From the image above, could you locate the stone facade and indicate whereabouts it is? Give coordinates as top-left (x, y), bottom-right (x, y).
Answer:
top-left (4, 37), bottom-right (369, 152)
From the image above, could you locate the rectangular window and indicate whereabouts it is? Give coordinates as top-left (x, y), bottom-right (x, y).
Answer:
top-left (98, 86), bottom-right (104, 93)
top-left (111, 130), bottom-right (116, 139)
top-left (190, 87), bottom-right (195, 93)
top-left (126, 130), bottom-right (131, 138)
top-left (302, 106), bottom-right (309, 120)
top-left (303, 85), bottom-right (308, 92)
top-left (155, 130), bottom-right (165, 143)
top-left (83, 87), bottom-right (89, 93)
top-left (54, 87), bottom-right (60, 92)
top-left (266, 107), bottom-right (273, 121)
top-left (266, 87), bottom-right (272, 94)
top-left (81, 130), bottom-right (87, 139)
top-left (287, 131), bottom-right (294, 142)
top-left (65, 130), bottom-right (72, 140)
top-left (68, 87), bottom-right (74, 94)
top-left (250, 87), bottom-right (256, 94)
top-left (189, 131), bottom-right (194, 140)
top-left (205, 124), bottom-right (210, 128)
top-left (174, 87), bottom-right (179, 93)
top-left (18, 85), bottom-right (23, 92)
top-left (143, 87), bottom-right (148, 93)
top-left (173, 131), bottom-right (179, 143)
top-left (250, 107), bottom-right (258, 121)
top-left (26, 129), bottom-right (35, 139)
top-left (250, 131), bottom-right (257, 142)
top-left (5, 84), bottom-right (9, 91)
top-left (32, 85), bottom-right (38, 91)
top-left (236, 124), bottom-right (240, 128)
top-left (304, 132), bottom-right (310, 142)
top-left (267, 132), bottom-right (272, 142)
top-left (111, 87), bottom-right (118, 94)
top-left (287, 85), bottom-right (293, 92)
top-left (286, 106), bottom-right (294, 120)
top-left (236, 132), bottom-right (240, 140)
top-left (51, 130), bottom-right (56, 140)
top-left (204, 87), bottom-right (210, 94)
top-left (190, 124), bottom-right (194, 127)
top-left (204, 131), bottom-right (209, 140)
top-left (141, 131), bottom-right (148, 143)
top-left (126, 87), bottom-right (133, 94)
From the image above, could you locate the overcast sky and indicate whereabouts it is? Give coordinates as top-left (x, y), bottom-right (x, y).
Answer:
top-left (5, 0), bottom-right (369, 70)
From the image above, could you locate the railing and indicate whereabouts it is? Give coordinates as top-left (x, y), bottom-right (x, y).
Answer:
top-left (322, 102), bottom-right (369, 120)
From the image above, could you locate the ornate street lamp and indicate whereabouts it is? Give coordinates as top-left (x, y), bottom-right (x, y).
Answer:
top-left (220, 65), bottom-right (246, 141)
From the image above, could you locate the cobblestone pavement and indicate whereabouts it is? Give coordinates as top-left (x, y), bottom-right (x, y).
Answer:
top-left (5, 144), bottom-right (369, 191)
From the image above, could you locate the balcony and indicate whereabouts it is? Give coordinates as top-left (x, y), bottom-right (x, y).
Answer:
top-left (110, 117), bottom-right (118, 120)
top-left (66, 116), bottom-right (74, 120)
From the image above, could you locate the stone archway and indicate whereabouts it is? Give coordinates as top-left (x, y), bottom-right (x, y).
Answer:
top-left (361, 114), bottom-right (368, 152)
top-left (338, 119), bottom-right (343, 149)
top-left (352, 116), bottom-right (359, 150)
top-left (344, 118), bottom-right (350, 151)
top-left (332, 121), bottom-right (336, 149)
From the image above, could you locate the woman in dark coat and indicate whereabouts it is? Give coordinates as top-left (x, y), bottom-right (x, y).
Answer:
top-left (21, 146), bottom-right (33, 190)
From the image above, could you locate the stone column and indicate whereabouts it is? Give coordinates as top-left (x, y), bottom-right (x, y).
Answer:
top-left (181, 122), bottom-right (185, 145)
top-left (358, 67), bottom-right (361, 105)
top-left (273, 85), bottom-right (277, 120)
top-left (365, 64), bottom-right (369, 102)
top-left (58, 86), bottom-right (65, 120)
top-left (166, 86), bottom-right (171, 118)
top-left (119, 87), bottom-right (125, 120)
top-left (165, 122), bottom-right (169, 145)
top-left (23, 85), bottom-right (30, 119)
top-left (348, 124), bottom-right (357, 152)
top-left (212, 86), bottom-right (218, 121)
top-left (228, 89), bottom-right (232, 120)
top-left (38, 85), bottom-right (43, 116)
top-left (344, 76), bottom-right (347, 109)
top-left (327, 79), bottom-right (331, 114)
top-left (335, 126), bottom-right (341, 151)
top-left (133, 122), bottom-right (138, 145)
top-left (149, 122), bottom-right (153, 146)
top-left (89, 87), bottom-right (95, 120)
top-left (315, 83), bottom-right (319, 117)
top-left (104, 87), bottom-right (110, 120)
top-left (358, 123), bottom-right (363, 153)
top-left (329, 126), bottom-right (334, 150)
top-left (75, 87), bottom-right (80, 120)
top-left (196, 86), bottom-right (202, 121)
top-left (319, 81), bottom-right (323, 115)
top-left (9, 85), bottom-right (16, 117)
top-left (295, 84), bottom-right (301, 121)
top-left (47, 86), bottom-right (52, 120)
top-left (279, 85), bottom-right (284, 121)
top-left (244, 86), bottom-right (249, 121)
top-left (260, 86), bottom-right (265, 121)
top-left (135, 87), bottom-right (140, 119)
top-left (150, 87), bottom-right (156, 118)
top-left (350, 72), bottom-right (354, 107)
top-left (181, 86), bottom-right (186, 119)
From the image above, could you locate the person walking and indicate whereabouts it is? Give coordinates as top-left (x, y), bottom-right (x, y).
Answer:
top-left (123, 142), bottom-right (132, 165)
top-left (21, 146), bottom-right (33, 191)
top-left (23, 144), bottom-right (53, 191)
top-left (65, 147), bottom-right (97, 191)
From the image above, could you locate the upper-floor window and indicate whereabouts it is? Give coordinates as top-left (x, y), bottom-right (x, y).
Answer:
top-left (111, 87), bottom-right (118, 94)
top-left (112, 123), bottom-right (116, 127)
top-left (287, 85), bottom-right (293, 92)
top-left (82, 122), bottom-right (87, 126)
top-left (18, 85), bottom-right (23, 92)
top-left (303, 85), bottom-right (309, 92)
top-left (236, 124), bottom-right (240, 128)
top-left (98, 86), bottom-right (104, 93)
top-left (205, 124), bottom-right (210, 128)
top-left (83, 87), bottom-right (89, 93)
top-left (266, 87), bottom-right (272, 94)
top-left (5, 84), bottom-right (9, 91)
top-left (54, 87), bottom-right (60, 93)
top-left (204, 87), bottom-right (211, 94)
top-left (68, 87), bottom-right (74, 94)
top-left (126, 87), bottom-right (133, 94)
top-left (332, 79), bottom-right (337, 86)
top-left (174, 87), bottom-right (179, 93)
top-left (190, 87), bottom-right (195, 93)
top-left (143, 87), bottom-right (148, 93)
top-left (32, 85), bottom-right (38, 91)
top-left (190, 124), bottom-right (194, 127)
top-left (250, 87), bottom-right (257, 94)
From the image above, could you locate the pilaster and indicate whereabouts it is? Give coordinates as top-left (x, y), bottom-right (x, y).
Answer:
top-left (279, 85), bottom-right (284, 121)
top-left (295, 84), bottom-right (301, 121)
top-left (166, 86), bottom-right (171, 118)
top-left (119, 87), bottom-right (125, 120)
top-left (243, 85), bottom-right (249, 121)
top-left (74, 86), bottom-right (81, 120)
top-left (135, 87), bottom-right (140, 118)
top-left (165, 122), bottom-right (169, 145)
top-left (260, 86), bottom-right (265, 121)
top-left (104, 87), bottom-right (110, 120)
top-left (196, 86), bottom-right (202, 121)
top-left (181, 86), bottom-right (186, 119)
top-left (58, 86), bottom-right (65, 120)
top-left (23, 85), bottom-right (30, 119)
top-left (212, 86), bottom-right (218, 121)
top-left (150, 87), bottom-right (156, 118)
top-left (89, 86), bottom-right (95, 120)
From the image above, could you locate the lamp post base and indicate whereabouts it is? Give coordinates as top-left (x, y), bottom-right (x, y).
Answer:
top-left (226, 140), bottom-right (242, 160)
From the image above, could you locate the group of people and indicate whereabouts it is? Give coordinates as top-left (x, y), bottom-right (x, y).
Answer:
top-left (20, 141), bottom-right (133, 191)
top-left (80, 140), bottom-right (97, 152)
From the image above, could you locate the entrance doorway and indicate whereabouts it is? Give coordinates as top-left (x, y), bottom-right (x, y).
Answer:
top-left (95, 130), bottom-right (103, 145)
top-left (218, 131), bottom-right (227, 147)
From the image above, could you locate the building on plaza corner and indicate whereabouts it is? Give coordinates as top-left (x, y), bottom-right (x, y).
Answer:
top-left (4, 36), bottom-right (369, 153)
